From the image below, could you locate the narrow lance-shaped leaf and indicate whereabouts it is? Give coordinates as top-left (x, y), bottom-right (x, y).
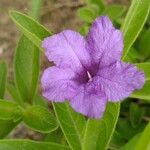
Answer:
top-left (10, 10), bottom-right (51, 49)
top-left (53, 102), bottom-right (86, 150)
top-left (14, 36), bottom-right (40, 104)
top-left (0, 140), bottom-right (70, 150)
top-left (23, 105), bottom-right (58, 133)
top-left (83, 103), bottom-right (120, 150)
top-left (121, 0), bottom-right (150, 59)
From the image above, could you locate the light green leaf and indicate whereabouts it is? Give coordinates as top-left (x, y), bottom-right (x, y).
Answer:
top-left (88, 0), bottom-right (105, 14)
top-left (14, 36), bottom-right (40, 104)
top-left (0, 100), bottom-right (22, 121)
top-left (23, 105), bottom-right (58, 133)
top-left (53, 102), bottom-right (86, 150)
top-left (83, 103), bottom-right (120, 150)
top-left (0, 140), bottom-right (70, 150)
top-left (121, 122), bottom-right (150, 150)
top-left (10, 11), bottom-right (50, 49)
top-left (130, 81), bottom-right (150, 101)
top-left (121, 0), bottom-right (150, 59)
top-left (0, 61), bottom-right (7, 98)
top-left (78, 7), bottom-right (96, 23)
top-left (135, 122), bottom-right (150, 150)
top-left (136, 63), bottom-right (150, 81)
top-left (121, 134), bottom-right (141, 150)
top-left (103, 5), bottom-right (126, 20)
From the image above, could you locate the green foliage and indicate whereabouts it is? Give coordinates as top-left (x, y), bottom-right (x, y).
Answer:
top-left (0, 100), bottom-right (22, 121)
top-left (136, 63), bottom-right (150, 81)
top-left (129, 103), bottom-right (144, 128)
top-left (23, 105), bottom-right (58, 133)
top-left (139, 29), bottom-right (150, 58)
top-left (14, 36), bottom-right (40, 104)
top-left (130, 81), bottom-right (150, 101)
top-left (0, 62), bottom-right (7, 98)
top-left (0, 140), bottom-right (70, 150)
top-left (121, 122), bottom-right (150, 150)
top-left (103, 5), bottom-right (126, 20)
top-left (10, 11), bottom-right (50, 49)
top-left (121, 0), bottom-right (150, 59)
top-left (83, 103), bottom-right (120, 150)
top-left (53, 102), bottom-right (86, 150)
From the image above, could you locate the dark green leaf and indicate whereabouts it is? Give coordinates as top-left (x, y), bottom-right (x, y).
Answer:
top-left (23, 105), bottom-right (58, 133)
top-left (0, 140), bottom-right (70, 150)
top-left (121, 122), bottom-right (150, 150)
top-left (129, 103), bottom-right (144, 128)
top-left (139, 29), bottom-right (150, 58)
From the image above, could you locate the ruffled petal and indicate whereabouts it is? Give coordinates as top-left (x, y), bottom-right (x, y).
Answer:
top-left (70, 84), bottom-right (107, 119)
top-left (42, 30), bottom-right (91, 73)
top-left (41, 66), bottom-right (79, 102)
top-left (87, 16), bottom-right (123, 68)
top-left (95, 61), bottom-right (145, 102)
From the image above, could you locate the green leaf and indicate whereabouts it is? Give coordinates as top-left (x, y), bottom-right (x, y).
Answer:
top-left (23, 105), bottom-right (58, 133)
top-left (121, 134), bottom-right (141, 150)
top-left (14, 36), bottom-right (40, 104)
top-left (130, 81), bottom-right (150, 101)
top-left (0, 140), bottom-right (70, 150)
top-left (135, 122), bottom-right (150, 150)
top-left (78, 7), bottom-right (96, 23)
top-left (0, 100), bottom-right (22, 121)
top-left (124, 47), bottom-right (141, 63)
top-left (53, 102), bottom-right (86, 150)
top-left (0, 62), bottom-right (20, 138)
top-left (136, 63), bottom-right (150, 81)
top-left (121, 0), bottom-right (150, 59)
top-left (103, 5), bottom-right (126, 20)
top-left (10, 11), bottom-right (50, 49)
top-left (7, 82), bottom-right (23, 106)
top-left (121, 122), bottom-right (150, 150)
top-left (139, 29), bottom-right (150, 58)
top-left (88, 0), bottom-right (105, 14)
top-left (0, 121), bottom-right (20, 139)
top-left (83, 103), bottom-right (120, 150)
top-left (0, 62), bottom-right (7, 98)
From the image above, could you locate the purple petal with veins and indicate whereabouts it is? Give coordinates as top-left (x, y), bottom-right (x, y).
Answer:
top-left (41, 16), bottom-right (145, 119)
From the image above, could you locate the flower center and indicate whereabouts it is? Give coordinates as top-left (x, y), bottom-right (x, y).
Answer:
top-left (87, 71), bottom-right (92, 81)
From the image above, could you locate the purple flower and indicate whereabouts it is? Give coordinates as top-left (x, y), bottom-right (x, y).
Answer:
top-left (41, 16), bottom-right (145, 119)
